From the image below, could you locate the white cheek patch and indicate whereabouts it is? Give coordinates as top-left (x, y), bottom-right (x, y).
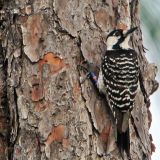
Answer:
top-left (106, 37), bottom-right (117, 50)
top-left (106, 35), bottom-right (132, 50)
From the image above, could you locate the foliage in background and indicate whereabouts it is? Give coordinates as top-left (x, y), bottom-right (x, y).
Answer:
top-left (141, 0), bottom-right (160, 65)
top-left (141, 0), bottom-right (160, 160)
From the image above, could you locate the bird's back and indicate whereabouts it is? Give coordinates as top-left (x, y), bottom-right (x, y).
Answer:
top-left (102, 49), bottom-right (140, 111)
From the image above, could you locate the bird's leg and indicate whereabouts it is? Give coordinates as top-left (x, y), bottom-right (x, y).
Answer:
top-left (77, 61), bottom-right (100, 87)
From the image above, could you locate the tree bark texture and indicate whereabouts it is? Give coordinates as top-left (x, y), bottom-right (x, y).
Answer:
top-left (0, 0), bottom-right (158, 160)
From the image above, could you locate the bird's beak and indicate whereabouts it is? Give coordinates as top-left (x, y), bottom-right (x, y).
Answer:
top-left (124, 27), bottom-right (138, 38)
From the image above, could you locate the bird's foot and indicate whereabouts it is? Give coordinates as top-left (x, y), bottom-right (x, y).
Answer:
top-left (77, 61), bottom-right (99, 85)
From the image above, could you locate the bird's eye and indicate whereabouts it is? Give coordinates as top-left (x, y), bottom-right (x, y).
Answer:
top-left (115, 31), bottom-right (120, 36)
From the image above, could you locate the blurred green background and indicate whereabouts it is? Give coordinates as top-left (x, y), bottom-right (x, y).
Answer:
top-left (141, 0), bottom-right (160, 159)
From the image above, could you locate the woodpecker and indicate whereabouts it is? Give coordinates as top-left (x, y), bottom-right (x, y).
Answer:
top-left (78, 27), bottom-right (148, 159)
top-left (97, 27), bottom-right (140, 159)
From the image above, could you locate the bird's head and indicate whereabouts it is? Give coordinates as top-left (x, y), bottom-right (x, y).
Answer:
top-left (106, 27), bottom-right (138, 50)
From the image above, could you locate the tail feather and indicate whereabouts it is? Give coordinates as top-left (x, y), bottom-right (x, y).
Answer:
top-left (117, 126), bottom-right (130, 159)
top-left (115, 109), bottom-right (131, 159)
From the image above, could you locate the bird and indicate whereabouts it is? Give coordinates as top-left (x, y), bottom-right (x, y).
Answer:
top-left (97, 27), bottom-right (139, 159)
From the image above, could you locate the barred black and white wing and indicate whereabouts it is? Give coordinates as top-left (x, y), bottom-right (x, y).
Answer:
top-left (101, 49), bottom-right (140, 111)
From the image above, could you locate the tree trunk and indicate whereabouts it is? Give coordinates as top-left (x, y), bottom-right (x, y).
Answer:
top-left (0, 0), bottom-right (158, 160)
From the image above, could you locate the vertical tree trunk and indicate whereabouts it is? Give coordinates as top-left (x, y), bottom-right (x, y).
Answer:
top-left (0, 0), bottom-right (158, 159)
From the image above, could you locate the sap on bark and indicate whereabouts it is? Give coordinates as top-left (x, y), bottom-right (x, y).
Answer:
top-left (45, 125), bottom-right (69, 149)
top-left (38, 52), bottom-right (66, 75)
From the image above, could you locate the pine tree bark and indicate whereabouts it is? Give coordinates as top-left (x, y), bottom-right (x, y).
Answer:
top-left (0, 0), bottom-right (158, 160)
